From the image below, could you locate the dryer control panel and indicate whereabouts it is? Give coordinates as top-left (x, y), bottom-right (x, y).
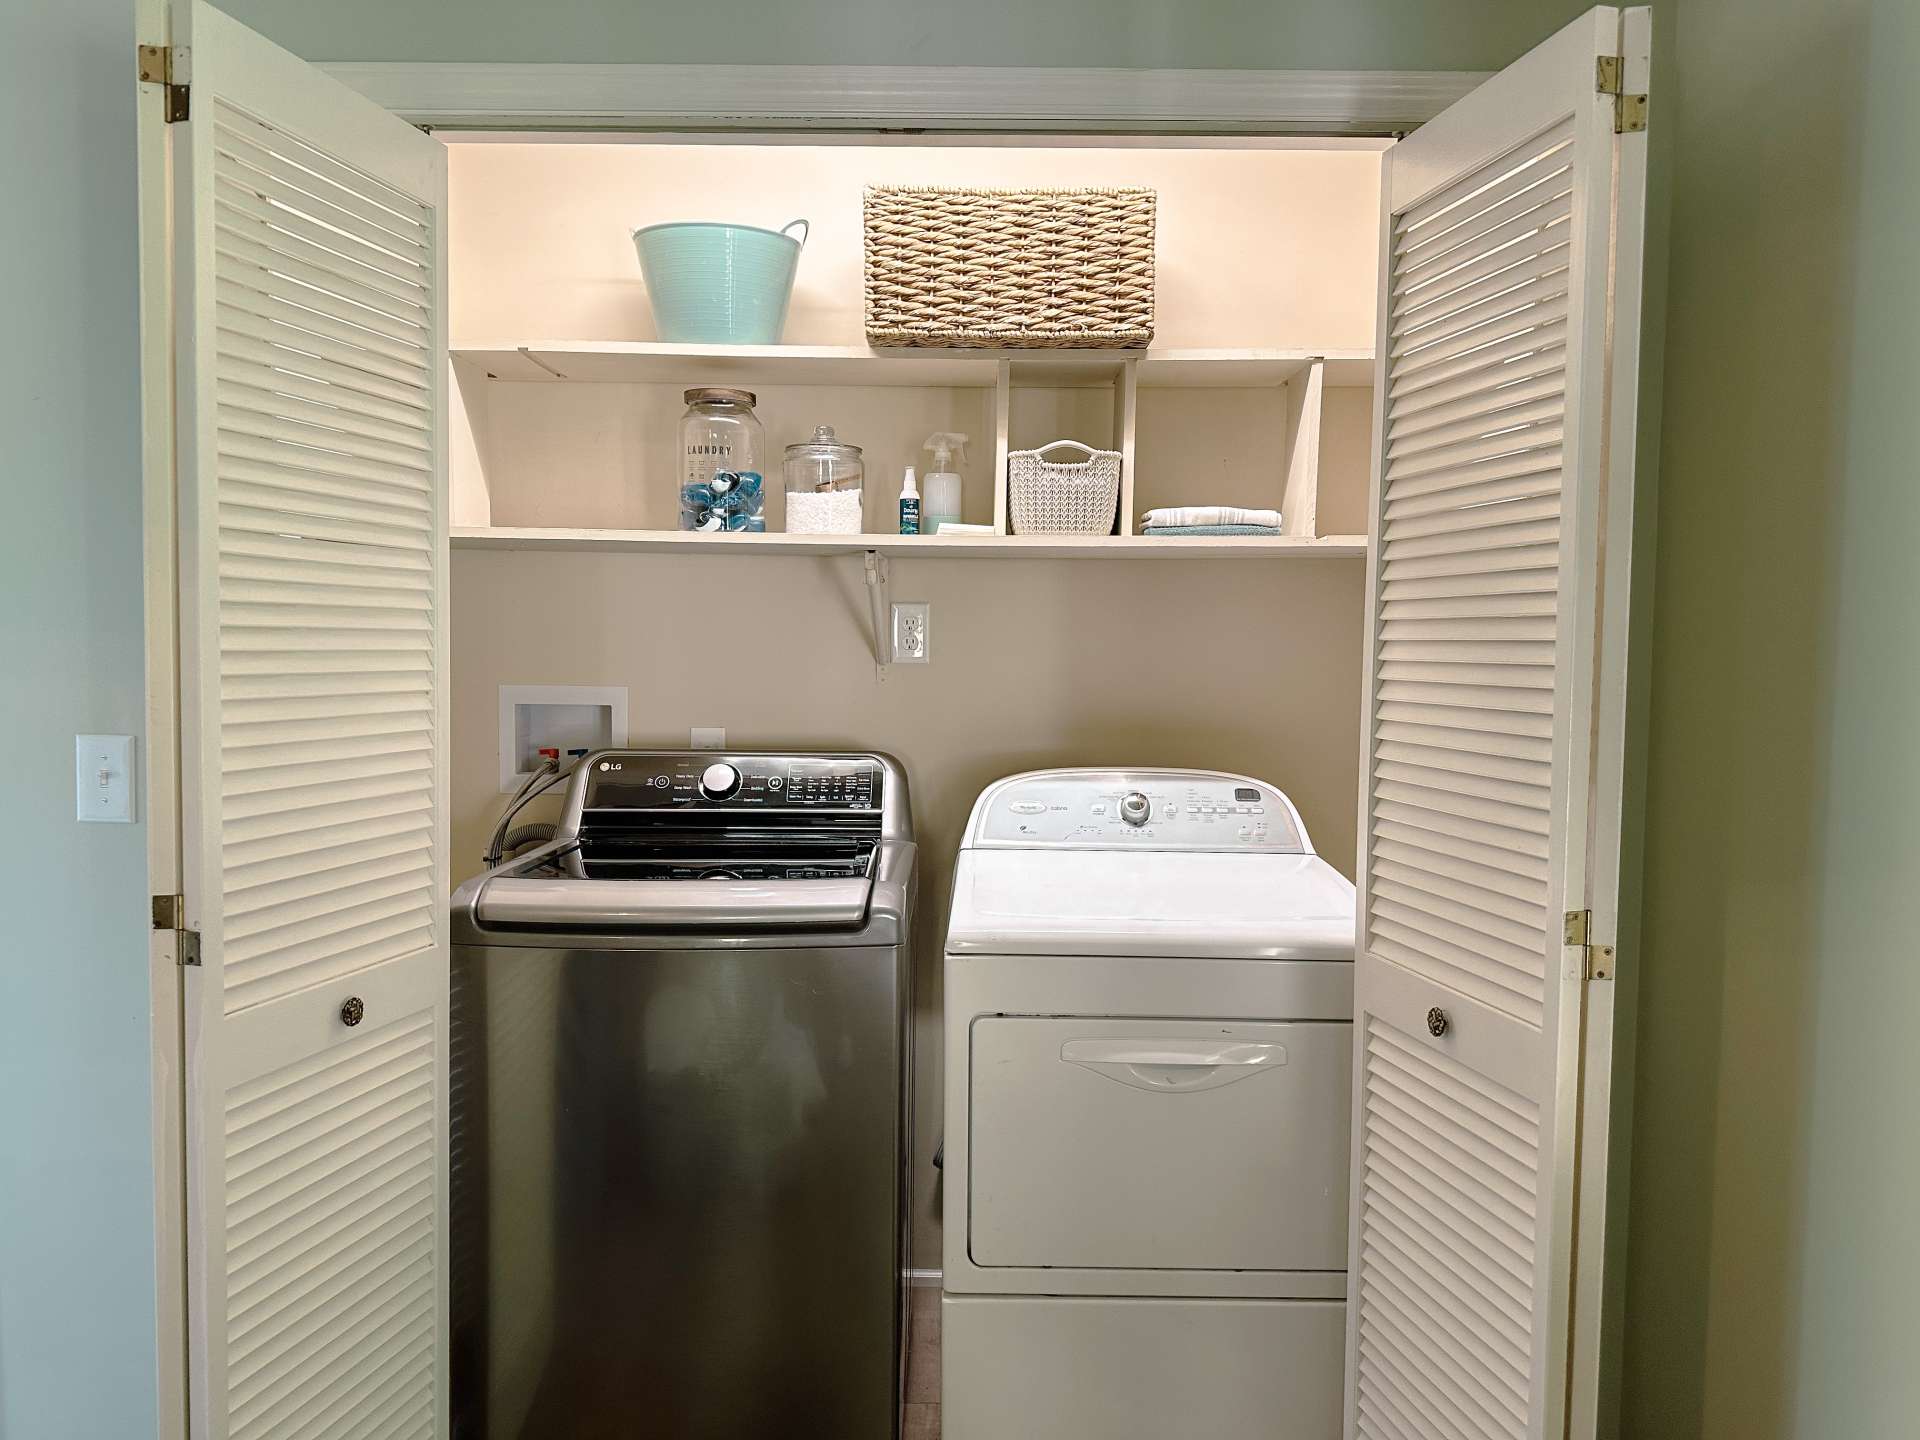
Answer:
top-left (969, 770), bottom-right (1307, 853)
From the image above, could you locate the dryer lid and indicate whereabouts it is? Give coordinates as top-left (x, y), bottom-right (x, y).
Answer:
top-left (946, 849), bottom-right (1356, 960)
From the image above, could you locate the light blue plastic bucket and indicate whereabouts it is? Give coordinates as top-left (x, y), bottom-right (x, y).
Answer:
top-left (632, 219), bottom-right (809, 344)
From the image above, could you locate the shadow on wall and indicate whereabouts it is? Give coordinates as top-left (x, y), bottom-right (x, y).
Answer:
top-left (1622, 1), bottom-right (1868, 1436)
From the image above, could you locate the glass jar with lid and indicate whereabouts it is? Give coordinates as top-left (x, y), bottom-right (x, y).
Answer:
top-left (678, 388), bottom-right (766, 533)
top-left (782, 425), bottom-right (866, 535)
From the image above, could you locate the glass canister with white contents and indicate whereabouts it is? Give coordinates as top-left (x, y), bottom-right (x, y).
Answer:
top-left (678, 388), bottom-right (766, 532)
top-left (782, 425), bottom-right (866, 534)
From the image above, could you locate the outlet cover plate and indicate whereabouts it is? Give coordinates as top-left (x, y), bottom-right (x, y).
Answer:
top-left (891, 602), bottom-right (931, 663)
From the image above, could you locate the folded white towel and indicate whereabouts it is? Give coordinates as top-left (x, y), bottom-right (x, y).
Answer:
top-left (1141, 506), bottom-right (1283, 529)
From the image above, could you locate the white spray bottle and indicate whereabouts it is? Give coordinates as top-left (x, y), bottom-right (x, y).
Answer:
top-left (921, 432), bottom-right (969, 535)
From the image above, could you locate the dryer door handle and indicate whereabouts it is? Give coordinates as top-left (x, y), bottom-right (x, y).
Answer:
top-left (1060, 1039), bottom-right (1287, 1092)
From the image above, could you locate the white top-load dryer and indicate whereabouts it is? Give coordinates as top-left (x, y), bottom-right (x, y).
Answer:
top-left (942, 768), bottom-right (1356, 1440)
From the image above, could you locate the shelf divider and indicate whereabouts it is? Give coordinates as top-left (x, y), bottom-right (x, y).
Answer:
top-left (1281, 358), bottom-right (1326, 538)
top-left (1115, 360), bottom-right (1140, 536)
top-left (992, 360), bottom-right (1012, 535)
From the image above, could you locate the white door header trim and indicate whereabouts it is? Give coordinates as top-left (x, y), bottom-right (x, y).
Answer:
top-left (320, 62), bottom-right (1488, 134)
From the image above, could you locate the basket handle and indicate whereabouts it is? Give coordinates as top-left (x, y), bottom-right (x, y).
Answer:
top-left (1031, 440), bottom-right (1100, 460)
top-left (781, 218), bottom-right (811, 248)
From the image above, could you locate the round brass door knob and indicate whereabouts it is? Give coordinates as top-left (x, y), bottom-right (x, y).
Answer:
top-left (1426, 1006), bottom-right (1449, 1038)
top-left (340, 996), bottom-right (366, 1028)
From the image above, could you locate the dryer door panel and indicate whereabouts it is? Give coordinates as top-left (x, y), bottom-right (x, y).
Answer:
top-left (968, 1017), bottom-right (1351, 1271)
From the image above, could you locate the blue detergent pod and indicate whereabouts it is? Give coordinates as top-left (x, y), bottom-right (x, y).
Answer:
top-left (710, 471), bottom-right (740, 496)
top-left (716, 489), bottom-right (747, 514)
top-left (723, 511), bottom-right (756, 531)
top-left (681, 482), bottom-right (716, 509)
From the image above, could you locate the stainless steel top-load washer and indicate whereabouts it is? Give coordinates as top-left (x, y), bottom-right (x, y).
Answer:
top-left (449, 750), bottom-right (915, 1440)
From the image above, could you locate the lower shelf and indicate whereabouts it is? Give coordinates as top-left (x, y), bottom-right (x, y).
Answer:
top-left (451, 527), bottom-right (1369, 559)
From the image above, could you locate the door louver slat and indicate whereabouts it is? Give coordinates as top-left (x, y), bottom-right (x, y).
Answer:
top-left (223, 1014), bottom-right (436, 1440)
top-left (1355, 1018), bottom-right (1540, 1440)
top-left (1366, 114), bottom-right (1571, 1032)
top-left (209, 96), bottom-right (437, 1025)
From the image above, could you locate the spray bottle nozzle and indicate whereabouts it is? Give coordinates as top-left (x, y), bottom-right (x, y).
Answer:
top-left (924, 432), bottom-right (969, 470)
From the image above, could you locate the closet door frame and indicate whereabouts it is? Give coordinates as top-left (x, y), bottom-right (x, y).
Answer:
top-left (135, 22), bottom-right (1659, 1440)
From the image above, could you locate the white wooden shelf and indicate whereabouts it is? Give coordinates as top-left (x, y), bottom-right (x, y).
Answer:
top-left (451, 526), bottom-right (1368, 559)
top-left (452, 341), bottom-right (1374, 390)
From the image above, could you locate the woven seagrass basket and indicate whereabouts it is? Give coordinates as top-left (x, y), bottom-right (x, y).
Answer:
top-left (863, 186), bottom-right (1156, 349)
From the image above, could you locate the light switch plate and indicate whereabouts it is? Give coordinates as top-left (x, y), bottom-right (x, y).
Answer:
top-left (76, 735), bottom-right (136, 823)
top-left (691, 727), bottom-right (726, 750)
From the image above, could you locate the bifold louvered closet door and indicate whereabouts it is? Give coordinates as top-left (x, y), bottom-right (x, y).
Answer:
top-left (172, 4), bottom-right (448, 1436)
top-left (1348, 8), bottom-right (1647, 1439)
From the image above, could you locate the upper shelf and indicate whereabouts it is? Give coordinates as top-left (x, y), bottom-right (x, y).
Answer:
top-left (451, 527), bottom-right (1369, 560)
top-left (452, 341), bottom-right (1377, 390)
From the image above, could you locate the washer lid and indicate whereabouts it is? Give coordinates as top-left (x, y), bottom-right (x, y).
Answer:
top-left (946, 849), bottom-right (1356, 960)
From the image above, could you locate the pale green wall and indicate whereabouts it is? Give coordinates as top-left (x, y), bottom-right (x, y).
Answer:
top-left (0, 2), bottom-right (159, 1437)
top-left (22, 0), bottom-right (1919, 1435)
top-left (1623, 0), bottom-right (1920, 1435)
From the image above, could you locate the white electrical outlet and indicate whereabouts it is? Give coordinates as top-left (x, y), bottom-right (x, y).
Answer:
top-left (891, 602), bottom-right (931, 663)
top-left (692, 727), bottom-right (726, 749)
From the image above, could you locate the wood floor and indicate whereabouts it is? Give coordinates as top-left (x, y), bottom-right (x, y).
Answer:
top-left (905, 1284), bottom-right (941, 1438)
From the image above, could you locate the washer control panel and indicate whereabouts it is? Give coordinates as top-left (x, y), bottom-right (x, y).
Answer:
top-left (973, 771), bottom-right (1306, 852)
top-left (584, 753), bottom-right (882, 812)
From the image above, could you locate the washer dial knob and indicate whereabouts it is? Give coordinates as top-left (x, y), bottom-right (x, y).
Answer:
top-left (699, 762), bottom-right (742, 801)
top-left (1119, 791), bottom-right (1152, 827)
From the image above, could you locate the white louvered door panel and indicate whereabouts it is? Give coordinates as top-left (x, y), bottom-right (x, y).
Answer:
top-left (1347, 9), bottom-right (1648, 1439)
top-left (171, 5), bottom-right (448, 1437)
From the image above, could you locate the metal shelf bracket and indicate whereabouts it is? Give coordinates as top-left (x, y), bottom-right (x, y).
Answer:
top-left (862, 549), bottom-right (892, 671)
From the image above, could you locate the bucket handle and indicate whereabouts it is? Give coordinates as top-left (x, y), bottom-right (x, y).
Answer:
top-left (1031, 440), bottom-right (1102, 462)
top-left (781, 218), bottom-right (810, 248)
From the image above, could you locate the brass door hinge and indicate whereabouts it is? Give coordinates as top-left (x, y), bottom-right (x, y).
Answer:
top-left (138, 43), bottom-right (190, 123)
top-left (1563, 908), bottom-right (1614, 981)
top-left (152, 893), bottom-right (201, 966)
top-left (1596, 55), bottom-right (1648, 134)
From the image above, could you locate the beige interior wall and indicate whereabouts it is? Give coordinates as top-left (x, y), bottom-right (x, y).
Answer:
top-left (452, 549), bottom-right (1366, 1266)
top-left (1133, 388), bottom-right (1291, 518)
top-left (448, 141), bottom-right (1383, 349)
top-left (448, 137), bottom-right (1379, 1269)
top-left (1316, 385), bottom-right (1378, 536)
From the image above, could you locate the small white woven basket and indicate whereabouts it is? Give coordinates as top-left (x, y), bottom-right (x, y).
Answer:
top-left (1007, 440), bottom-right (1123, 535)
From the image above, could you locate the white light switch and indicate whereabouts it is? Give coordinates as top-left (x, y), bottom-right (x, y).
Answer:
top-left (76, 735), bottom-right (136, 823)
